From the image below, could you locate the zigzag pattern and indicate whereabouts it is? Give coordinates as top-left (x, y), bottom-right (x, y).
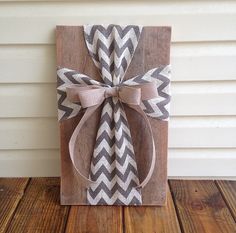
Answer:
top-left (57, 68), bottom-right (102, 121)
top-left (84, 24), bottom-right (142, 86)
top-left (87, 98), bottom-right (142, 205)
top-left (84, 25), bottom-right (143, 205)
top-left (123, 65), bottom-right (171, 120)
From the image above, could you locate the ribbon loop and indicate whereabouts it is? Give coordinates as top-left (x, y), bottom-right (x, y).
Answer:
top-left (66, 82), bottom-right (158, 108)
top-left (65, 81), bottom-right (159, 190)
top-left (104, 86), bottom-right (119, 98)
top-left (138, 82), bottom-right (159, 100)
top-left (66, 85), bottom-right (105, 108)
top-left (119, 86), bottom-right (141, 105)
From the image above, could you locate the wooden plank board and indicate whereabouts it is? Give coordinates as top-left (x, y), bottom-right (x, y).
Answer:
top-left (0, 178), bottom-right (29, 232)
top-left (1, 82), bottom-right (236, 117)
top-left (65, 206), bottom-right (122, 233)
top-left (57, 26), bottom-right (170, 205)
top-left (124, 186), bottom-right (181, 233)
top-left (169, 180), bottom-right (236, 233)
top-left (216, 180), bottom-right (236, 222)
top-left (1, 117), bottom-right (236, 150)
top-left (5, 178), bottom-right (70, 233)
top-left (0, 2), bottom-right (236, 43)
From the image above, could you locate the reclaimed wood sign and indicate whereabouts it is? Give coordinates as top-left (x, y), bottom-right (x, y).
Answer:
top-left (56, 25), bottom-right (171, 206)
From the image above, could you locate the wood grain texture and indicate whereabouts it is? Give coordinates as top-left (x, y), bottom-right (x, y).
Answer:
top-left (169, 180), bottom-right (236, 233)
top-left (216, 180), bottom-right (236, 222)
top-left (1, 179), bottom-right (236, 232)
top-left (124, 186), bottom-right (181, 233)
top-left (56, 26), bottom-right (171, 205)
top-left (5, 178), bottom-right (70, 233)
top-left (0, 178), bottom-right (29, 233)
top-left (65, 206), bottom-right (122, 233)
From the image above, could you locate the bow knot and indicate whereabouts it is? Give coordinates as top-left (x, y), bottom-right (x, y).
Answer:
top-left (66, 82), bottom-right (158, 109)
top-left (104, 86), bottom-right (119, 98)
top-left (65, 81), bottom-right (158, 189)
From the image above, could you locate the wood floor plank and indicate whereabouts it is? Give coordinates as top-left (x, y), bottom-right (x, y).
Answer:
top-left (124, 186), bottom-right (181, 233)
top-left (0, 178), bottom-right (29, 233)
top-left (216, 180), bottom-right (236, 222)
top-left (5, 178), bottom-right (70, 233)
top-left (65, 206), bottom-right (123, 233)
top-left (169, 180), bottom-right (236, 233)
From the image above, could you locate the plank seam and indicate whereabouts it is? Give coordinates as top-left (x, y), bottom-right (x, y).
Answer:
top-left (214, 180), bottom-right (236, 224)
top-left (63, 206), bottom-right (77, 233)
top-left (168, 180), bottom-right (185, 233)
top-left (122, 207), bottom-right (125, 233)
top-left (4, 178), bottom-right (31, 233)
top-left (61, 205), bottom-right (71, 233)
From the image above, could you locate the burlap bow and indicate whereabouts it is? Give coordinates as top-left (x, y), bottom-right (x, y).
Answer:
top-left (57, 24), bottom-right (171, 205)
top-left (66, 82), bottom-right (157, 188)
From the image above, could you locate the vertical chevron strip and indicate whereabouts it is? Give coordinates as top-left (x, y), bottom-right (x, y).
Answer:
top-left (84, 25), bottom-right (143, 205)
top-left (84, 24), bottom-right (142, 86)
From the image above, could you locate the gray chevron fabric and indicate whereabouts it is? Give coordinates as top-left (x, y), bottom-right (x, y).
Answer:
top-left (123, 66), bottom-right (171, 120)
top-left (56, 24), bottom-right (171, 206)
top-left (84, 25), bottom-right (143, 205)
top-left (57, 68), bottom-right (103, 121)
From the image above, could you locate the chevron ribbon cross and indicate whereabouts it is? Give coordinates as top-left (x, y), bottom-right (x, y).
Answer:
top-left (57, 24), bottom-right (171, 205)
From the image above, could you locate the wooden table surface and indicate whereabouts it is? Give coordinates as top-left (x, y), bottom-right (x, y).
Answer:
top-left (0, 178), bottom-right (236, 233)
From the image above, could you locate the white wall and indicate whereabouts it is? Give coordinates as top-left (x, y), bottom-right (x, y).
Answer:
top-left (0, 1), bottom-right (236, 178)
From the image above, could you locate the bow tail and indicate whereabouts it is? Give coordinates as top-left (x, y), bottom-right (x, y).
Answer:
top-left (113, 98), bottom-right (142, 205)
top-left (87, 98), bottom-right (142, 205)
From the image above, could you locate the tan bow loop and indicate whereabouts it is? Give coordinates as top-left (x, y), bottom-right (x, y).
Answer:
top-left (66, 82), bottom-right (158, 189)
top-left (66, 82), bottom-right (158, 107)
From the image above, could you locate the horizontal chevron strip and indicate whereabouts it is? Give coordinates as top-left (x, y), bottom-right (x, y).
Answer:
top-left (85, 25), bottom-right (141, 42)
top-left (57, 58), bottom-right (171, 121)
top-left (88, 39), bottom-right (136, 61)
top-left (93, 133), bottom-right (135, 156)
top-left (90, 168), bottom-right (139, 184)
top-left (88, 180), bottom-right (140, 200)
top-left (94, 129), bottom-right (132, 148)
top-left (89, 175), bottom-right (141, 198)
top-left (87, 190), bottom-right (141, 205)
top-left (90, 163), bottom-right (139, 183)
top-left (91, 159), bottom-right (139, 181)
top-left (91, 147), bottom-right (137, 170)
top-left (57, 67), bottom-right (104, 121)
top-left (92, 147), bottom-right (136, 167)
top-left (123, 66), bottom-right (171, 119)
top-left (88, 198), bottom-right (140, 206)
